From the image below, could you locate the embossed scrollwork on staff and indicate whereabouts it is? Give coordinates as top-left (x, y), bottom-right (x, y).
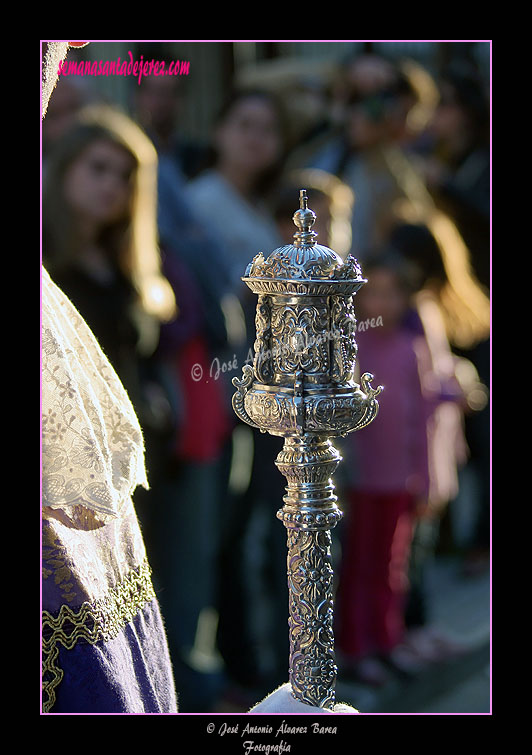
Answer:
top-left (286, 528), bottom-right (337, 709)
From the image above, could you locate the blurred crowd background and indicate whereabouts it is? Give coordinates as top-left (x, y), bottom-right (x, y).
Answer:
top-left (41, 40), bottom-right (491, 712)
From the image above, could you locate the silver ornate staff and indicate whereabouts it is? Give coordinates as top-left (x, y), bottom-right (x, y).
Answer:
top-left (232, 190), bottom-right (382, 709)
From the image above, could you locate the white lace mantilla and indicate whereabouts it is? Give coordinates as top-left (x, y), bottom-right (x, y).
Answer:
top-left (41, 267), bottom-right (148, 523)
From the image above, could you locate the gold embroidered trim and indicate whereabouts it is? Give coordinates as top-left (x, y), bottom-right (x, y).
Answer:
top-left (42, 559), bottom-right (156, 713)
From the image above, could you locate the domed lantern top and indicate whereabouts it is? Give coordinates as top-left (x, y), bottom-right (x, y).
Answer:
top-left (233, 186), bottom-right (382, 413)
top-left (243, 190), bottom-right (366, 296)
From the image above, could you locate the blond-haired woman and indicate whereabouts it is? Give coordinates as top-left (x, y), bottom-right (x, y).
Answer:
top-left (43, 104), bottom-right (176, 421)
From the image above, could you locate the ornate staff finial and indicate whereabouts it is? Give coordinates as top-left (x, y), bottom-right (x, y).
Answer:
top-left (232, 189), bottom-right (382, 709)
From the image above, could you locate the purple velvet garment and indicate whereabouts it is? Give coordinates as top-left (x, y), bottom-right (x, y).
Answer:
top-left (46, 600), bottom-right (178, 714)
top-left (42, 529), bottom-right (179, 714)
top-left (42, 512), bottom-right (179, 714)
top-left (348, 326), bottom-right (430, 496)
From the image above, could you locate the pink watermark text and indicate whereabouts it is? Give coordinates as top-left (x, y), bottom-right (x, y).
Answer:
top-left (57, 50), bottom-right (190, 85)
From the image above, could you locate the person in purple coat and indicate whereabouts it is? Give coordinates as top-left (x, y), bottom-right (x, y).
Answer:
top-left (335, 252), bottom-right (432, 687)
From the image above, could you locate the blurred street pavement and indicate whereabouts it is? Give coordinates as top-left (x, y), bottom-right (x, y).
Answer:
top-left (336, 554), bottom-right (491, 714)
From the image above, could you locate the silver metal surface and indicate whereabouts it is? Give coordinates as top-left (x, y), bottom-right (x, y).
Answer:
top-left (232, 190), bottom-right (382, 708)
